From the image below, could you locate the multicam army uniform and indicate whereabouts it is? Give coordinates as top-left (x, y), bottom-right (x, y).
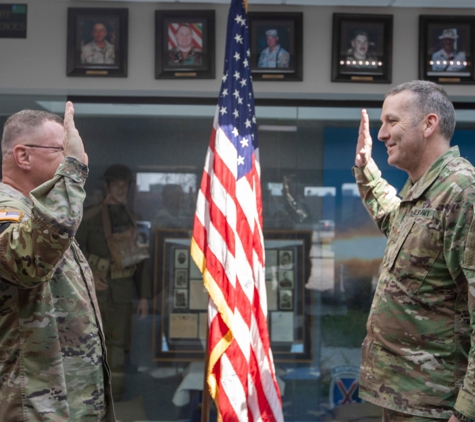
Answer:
top-left (168, 46), bottom-right (202, 66)
top-left (76, 203), bottom-right (151, 373)
top-left (353, 146), bottom-right (475, 419)
top-left (0, 158), bottom-right (114, 422)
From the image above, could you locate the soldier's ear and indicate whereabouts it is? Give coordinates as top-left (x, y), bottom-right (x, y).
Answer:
top-left (12, 145), bottom-right (32, 171)
top-left (423, 113), bottom-right (439, 139)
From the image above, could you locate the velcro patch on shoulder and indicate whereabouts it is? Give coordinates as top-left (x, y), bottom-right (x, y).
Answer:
top-left (0, 210), bottom-right (23, 222)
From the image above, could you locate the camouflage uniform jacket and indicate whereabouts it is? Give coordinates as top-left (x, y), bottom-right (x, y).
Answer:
top-left (0, 158), bottom-right (115, 422)
top-left (353, 146), bottom-right (475, 419)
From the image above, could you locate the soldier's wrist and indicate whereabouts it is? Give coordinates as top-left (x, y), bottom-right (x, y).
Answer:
top-left (454, 410), bottom-right (475, 422)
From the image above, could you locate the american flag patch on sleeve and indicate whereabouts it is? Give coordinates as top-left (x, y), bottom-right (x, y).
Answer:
top-left (0, 210), bottom-right (23, 222)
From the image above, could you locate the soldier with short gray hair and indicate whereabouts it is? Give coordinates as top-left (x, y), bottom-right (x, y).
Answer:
top-left (0, 102), bottom-right (115, 421)
top-left (354, 80), bottom-right (475, 422)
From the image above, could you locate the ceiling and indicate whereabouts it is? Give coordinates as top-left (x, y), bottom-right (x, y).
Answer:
top-left (71, 0), bottom-right (475, 7)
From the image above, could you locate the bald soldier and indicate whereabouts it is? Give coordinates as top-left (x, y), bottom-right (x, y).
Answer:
top-left (0, 103), bottom-right (114, 421)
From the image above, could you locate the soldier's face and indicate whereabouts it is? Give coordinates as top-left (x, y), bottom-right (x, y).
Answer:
top-left (176, 26), bottom-right (193, 50)
top-left (352, 35), bottom-right (368, 59)
top-left (28, 121), bottom-right (65, 187)
top-left (377, 91), bottom-right (427, 179)
top-left (92, 24), bottom-right (107, 43)
top-left (266, 36), bottom-right (278, 49)
top-left (442, 38), bottom-right (455, 52)
top-left (106, 179), bottom-right (129, 204)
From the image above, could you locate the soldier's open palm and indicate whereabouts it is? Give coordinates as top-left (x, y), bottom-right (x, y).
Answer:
top-left (63, 101), bottom-right (88, 165)
top-left (355, 109), bottom-right (373, 167)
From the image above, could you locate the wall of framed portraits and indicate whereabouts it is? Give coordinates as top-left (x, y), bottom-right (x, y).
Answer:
top-left (3, 1), bottom-right (475, 103)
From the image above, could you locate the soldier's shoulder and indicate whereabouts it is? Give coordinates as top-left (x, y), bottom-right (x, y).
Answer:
top-left (83, 203), bottom-right (102, 221)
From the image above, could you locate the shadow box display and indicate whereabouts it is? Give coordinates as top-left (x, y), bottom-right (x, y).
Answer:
top-left (152, 229), bottom-right (312, 362)
top-left (419, 15), bottom-right (474, 84)
top-left (66, 8), bottom-right (128, 77)
top-left (155, 10), bottom-right (215, 79)
top-left (248, 12), bottom-right (303, 81)
top-left (331, 13), bottom-right (393, 83)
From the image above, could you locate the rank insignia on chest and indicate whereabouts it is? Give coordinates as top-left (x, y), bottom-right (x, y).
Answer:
top-left (0, 210), bottom-right (22, 222)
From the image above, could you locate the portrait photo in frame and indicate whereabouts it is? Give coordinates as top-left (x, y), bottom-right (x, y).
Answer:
top-left (331, 13), bottom-right (393, 83)
top-left (67, 8), bottom-right (128, 77)
top-left (419, 15), bottom-right (474, 84)
top-left (155, 10), bottom-right (215, 79)
top-left (248, 12), bottom-right (303, 81)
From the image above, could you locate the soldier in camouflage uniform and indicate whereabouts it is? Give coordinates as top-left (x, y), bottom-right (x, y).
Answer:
top-left (76, 164), bottom-right (150, 401)
top-left (354, 80), bottom-right (475, 422)
top-left (0, 103), bottom-right (115, 421)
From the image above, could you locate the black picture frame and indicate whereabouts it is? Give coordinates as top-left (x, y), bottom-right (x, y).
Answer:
top-left (419, 15), bottom-right (474, 85)
top-left (331, 13), bottom-right (393, 83)
top-left (248, 12), bottom-right (303, 81)
top-left (152, 229), bottom-right (312, 362)
top-left (67, 8), bottom-right (128, 77)
top-left (155, 10), bottom-right (215, 80)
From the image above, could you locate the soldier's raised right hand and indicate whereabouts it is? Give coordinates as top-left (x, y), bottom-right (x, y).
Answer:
top-left (63, 101), bottom-right (88, 165)
top-left (355, 109), bottom-right (373, 167)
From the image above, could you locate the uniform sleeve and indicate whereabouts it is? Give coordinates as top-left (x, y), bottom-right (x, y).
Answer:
top-left (450, 190), bottom-right (475, 418)
top-left (0, 157), bottom-right (88, 288)
top-left (75, 217), bottom-right (89, 256)
top-left (352, 158), bottom-right (401, 237)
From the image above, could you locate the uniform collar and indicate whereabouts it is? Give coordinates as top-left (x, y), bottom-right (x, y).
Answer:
top-left (399, 146), bottom-right (460, 201)
top-left (0, 182), bottom-right (32, 206)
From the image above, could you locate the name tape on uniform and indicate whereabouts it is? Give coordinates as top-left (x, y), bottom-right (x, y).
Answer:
top-left (0, 210), bottom-right (23, 222)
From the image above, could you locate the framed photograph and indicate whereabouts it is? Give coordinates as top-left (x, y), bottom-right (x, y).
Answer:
top-left (279, 250), bottom-right (293, 268)
top-left (331, 13), bottom-right (393, 83)
top-left (174, 289), bottom-right (188, 309)
top-left (279, 270), bottom-right (294, 289)
top-left (419, 16), bottom-right (474, 84)
top-left (279, 290), bottom-right (293, 310)
top-left (174, 248), bottom-right (189, 268)
top-left (248, 12), bottom-right (303, 81)
top-left (155, 10), bottom-right (215, 79)
top-left (174, 269), bottom-right (188, 288)
top-left (152, 229), bottom-right (312, 362)
top-left (67, 8), bottom-right (128, 77)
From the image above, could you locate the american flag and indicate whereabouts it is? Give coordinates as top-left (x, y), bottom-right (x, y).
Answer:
top-left (190, 0), bottom-right (284, 420)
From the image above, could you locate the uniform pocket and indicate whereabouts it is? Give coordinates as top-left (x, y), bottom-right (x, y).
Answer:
top-left (384, 215), bottom-right (443, 295)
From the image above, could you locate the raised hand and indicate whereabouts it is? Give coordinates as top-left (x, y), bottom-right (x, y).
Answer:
top-left (355, 109), bottom-right (373, 167)
top-left (63, 101), bottom-right (88, 165)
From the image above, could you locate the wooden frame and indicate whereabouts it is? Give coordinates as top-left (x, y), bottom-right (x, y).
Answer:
top-left (419, 15), bottom-right (474, 84)
top-left (67, 8), bottom-right (128, 77)
top-left (248, 12), bottom-right (303, 81)
top-left (155, 10), bottom-right (215, 80)
top-left (331, 13), bottom-right (393, 83)
top-left (152, 229), bottom-right (312, 362)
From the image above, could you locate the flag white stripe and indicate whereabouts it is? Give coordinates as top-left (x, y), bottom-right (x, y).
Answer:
top-left (221, 353), bottom-right (248, 421)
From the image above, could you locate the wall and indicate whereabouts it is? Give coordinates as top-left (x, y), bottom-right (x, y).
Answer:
top-left (1, 0), bottom-right (475, 101)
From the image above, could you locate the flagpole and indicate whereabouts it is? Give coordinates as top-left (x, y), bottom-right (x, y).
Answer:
top-left (201, 324), bottom-right (211, 422)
